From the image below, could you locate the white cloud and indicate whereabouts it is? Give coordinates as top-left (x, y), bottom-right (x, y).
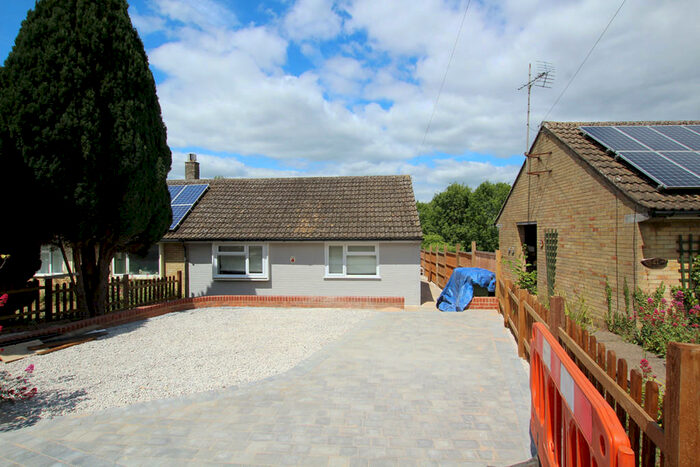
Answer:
top-left (128, 7), bottom-right (166, 35)
top-left (283, 0), bottom-right (342, 41)
top-left (169, 152), bottom-right (301, 180)
top-left (169, 151), bottom-right (520, 202)
top-left (137, 0), bottom-right (700, 197)
top-left (153, 0), bottom-right (238, 29)
top-left (320, 56), bottom-right (371, 97)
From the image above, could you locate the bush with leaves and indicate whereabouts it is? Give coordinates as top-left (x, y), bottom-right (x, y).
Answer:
top-left (604, 277), bottom-right (636, 336)
top-left (558, 290), bottom-right (593, 332)
top-left (631, 286), bottom-right (700, 356)
top-left (0, 293), bottom-right (38, 402)
top-left (502, 247), bottom-right (537, 295)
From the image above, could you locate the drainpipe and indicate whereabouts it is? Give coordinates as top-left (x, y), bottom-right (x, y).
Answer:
top-left (181, 241), bottom-right (189, 298)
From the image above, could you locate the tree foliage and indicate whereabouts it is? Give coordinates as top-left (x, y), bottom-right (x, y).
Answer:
top-left (0, 0), bottom-right (172, 316)
top-left (0, 89), bottom-right (43, 295)
top-left (418, 181), bottom-right (510, 252)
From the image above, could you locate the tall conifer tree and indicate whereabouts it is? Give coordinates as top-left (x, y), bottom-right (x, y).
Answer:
top-left (0, 0), bottom-right (172, 316)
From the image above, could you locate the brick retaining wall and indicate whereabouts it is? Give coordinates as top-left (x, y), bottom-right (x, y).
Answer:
top-left (0, 295), bottom-right (404, 345)
top-left (465, 297), bottom-right (498, 310)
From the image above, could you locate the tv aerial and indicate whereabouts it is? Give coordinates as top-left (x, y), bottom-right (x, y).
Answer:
top-left (518, 62), bottom-right (555, 152)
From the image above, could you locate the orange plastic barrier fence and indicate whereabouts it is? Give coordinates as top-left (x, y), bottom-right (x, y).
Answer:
top-left (530, 323), bottom-right (634, 466)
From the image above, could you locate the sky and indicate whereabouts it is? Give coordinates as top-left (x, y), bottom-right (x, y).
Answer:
top-left (1, 0), bottom-right (699, 201)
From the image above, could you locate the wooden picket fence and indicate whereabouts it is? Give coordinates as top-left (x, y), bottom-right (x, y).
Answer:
top-left (0, 272), bottom-right (182, 328)
top-left (421, 241), bottom-right (497, 288)
top-left (494, 250), bottom-right (698, 466)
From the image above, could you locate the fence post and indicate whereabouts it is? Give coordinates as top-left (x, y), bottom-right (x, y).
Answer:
top-left (455, 244), bottom-right (461, 268)
top-left (503, 280), bottom-right (512, 328)
top-left (434, 245), bottom-right (438, 284)
top-left (663, 342), bottom-right (700, 466)
top-left (44, 277), bottom-right (53, 322)
top-left (122, 274), bottom-right (130, 309)
top-left (517, 288), bottom-right (527, 358)
top-left (548, 296), bottom-right (564, 341)
top-left (443, 245), bottom-right (449, 287)
top-left (495, 250), bottom-right (501, 316)
top-left (177, 270), bottom-right (183, 298)
top-left (471, 241), bottom-right (477, 267)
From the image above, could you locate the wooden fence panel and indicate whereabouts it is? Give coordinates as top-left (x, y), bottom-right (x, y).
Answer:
top-left (490, 253), bottom-right (697, 465)
top-left (420, 246), bottom-right (497, 290)
top-left (1, 273), bottom-right (181, 329)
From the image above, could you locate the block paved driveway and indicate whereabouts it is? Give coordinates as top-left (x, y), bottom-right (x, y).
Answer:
top-left (0, 310), bottom-right (534, 466)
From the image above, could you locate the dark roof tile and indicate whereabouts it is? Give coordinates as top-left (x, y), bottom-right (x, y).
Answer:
top-left (543, 120), bottom-right (700, 212)
top-left (164, 175), bottom-right (423, 241)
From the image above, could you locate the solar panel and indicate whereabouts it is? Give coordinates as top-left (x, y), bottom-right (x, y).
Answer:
top-left (652, 126), bottom-right (700, 150)
top-left (173, 184), bottom-right (208, 205)
top-left (169, 185), bottom-right (185, 200)
top-left (618, 152), bottom-right (700, 188)
top-left (170, 205), bottom-right (191, 230)
top-left (579, 126), bottom-right (647, 151)
top-left (580, 125), bottom-right (700, 189)
top-left (169, 183), bottom-right (209, 230)
top-left (659, 152), bottom-right (700, 177)
top-left (615, 126), bottom-right (687, 151)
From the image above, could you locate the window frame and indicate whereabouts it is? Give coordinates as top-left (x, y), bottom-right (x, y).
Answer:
top-left (111, 245), bottom-right (161, 278)
top-left (212, 243), bottom-right (269, 280)
top-left (36, 245), bottom-right (67, 277)
top-left (324, 242), bottom-right (380, 279)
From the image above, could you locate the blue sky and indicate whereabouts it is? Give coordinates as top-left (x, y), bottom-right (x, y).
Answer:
top-left (2, 0), bottom-right (699, 201)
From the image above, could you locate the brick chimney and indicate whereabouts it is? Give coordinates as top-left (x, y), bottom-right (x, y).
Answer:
top-left (185, 153), bottom-right (199, 180)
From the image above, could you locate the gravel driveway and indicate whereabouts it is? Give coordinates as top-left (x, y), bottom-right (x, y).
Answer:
top-left (1, 307), bottom-right (373, 429)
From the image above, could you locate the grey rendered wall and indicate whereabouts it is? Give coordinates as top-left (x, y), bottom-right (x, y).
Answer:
top-left (187, 242), bottom-right (421, 305)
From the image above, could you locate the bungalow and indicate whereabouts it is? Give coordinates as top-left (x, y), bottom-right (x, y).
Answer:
top-left (496, 121), bottom-right (700, 322)
top-left (159, 157), bottom-right (423, 305)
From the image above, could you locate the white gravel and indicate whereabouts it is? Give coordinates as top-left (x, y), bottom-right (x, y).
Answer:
top-left (1, 307), bottom-right (373, 428)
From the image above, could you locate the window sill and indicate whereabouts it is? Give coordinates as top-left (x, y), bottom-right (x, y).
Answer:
top-left (213, 275), bottom-right (269, 281)
top-left (324, 275), bottom-right (382, 280)
top-left (112, 274), bottom-right (160, 279)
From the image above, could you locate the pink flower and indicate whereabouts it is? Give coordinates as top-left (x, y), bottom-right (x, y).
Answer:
top-left (25, 364), bottom-right (34, 374)
top-left (0, 294), bottom-right (7, 307)
top-left (647, 298), bottom-right (654, 304)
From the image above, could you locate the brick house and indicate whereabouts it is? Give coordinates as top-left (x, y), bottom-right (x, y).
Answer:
top-left (496, 121), bottom-right (700, 322)
top-left (159, 159), bottom-right (423, 306)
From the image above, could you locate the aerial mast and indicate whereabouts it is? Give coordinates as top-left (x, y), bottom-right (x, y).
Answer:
top-left (518, 62), bottom-right (555, 153)
top-left (518, 62), bottom-right (554, 222)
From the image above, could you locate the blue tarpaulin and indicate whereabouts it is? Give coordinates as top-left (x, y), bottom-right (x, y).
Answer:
top-left (436, 267), bottom-right (496, 312)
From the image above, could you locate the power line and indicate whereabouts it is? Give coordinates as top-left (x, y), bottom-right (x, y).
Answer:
top-left (540, 0), bottom-right (627, 123)
top-left (420, 0), bottom-right (472, 150)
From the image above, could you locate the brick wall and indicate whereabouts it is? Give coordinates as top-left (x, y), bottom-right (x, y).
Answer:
top-left (0, 295), bottom-right (404, 345)
top-left (498, 131), bottom-right (644, 323)
top-left (639, 219), bottom-right (700, 293)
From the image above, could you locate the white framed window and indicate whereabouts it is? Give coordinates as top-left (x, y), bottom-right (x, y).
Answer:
top-left (212, 243), bottom-right (268, 280)
top-left (112, 245), bottom-right (160, 277)
top-left (325, 243), bottom-right (380, 278)
top-left (37, 245), bottom-right (66, 276)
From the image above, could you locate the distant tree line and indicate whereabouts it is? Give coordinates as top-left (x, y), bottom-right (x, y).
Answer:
top-left (417, 181), bottom-right (510, 252)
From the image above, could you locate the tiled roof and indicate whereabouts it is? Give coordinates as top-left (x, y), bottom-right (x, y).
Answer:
top-left (163, 175), bottom-right (423, 241)
top-left (543, 121), bottom-right (700, 212)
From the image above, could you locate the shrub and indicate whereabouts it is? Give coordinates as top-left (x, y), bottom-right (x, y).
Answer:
top-left (0, 363), bottom-right (38, 402)
top-left (0, 293), bottom-right (38, 402)
top-left (502, 245), bottom-right (537, 295)
top-left (605, 277), bottom-right (636, 337)
top-left (561, 291), bottom-right (593, 332)
top-left (631, 286), bottom-right (700, 356)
